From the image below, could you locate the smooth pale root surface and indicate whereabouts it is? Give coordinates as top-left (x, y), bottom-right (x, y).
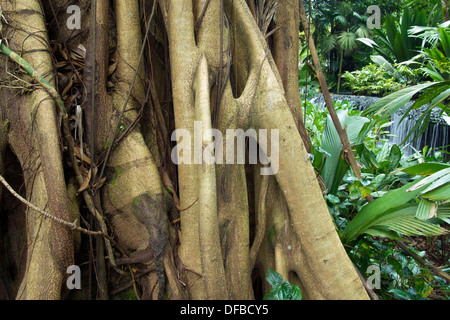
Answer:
top-left (102, 129), bottom-right (163, 251)
top-left (2, 0), bottom-right (74, 299)
top-left (165, 1), bottom-right (206, 299)
top-left (100, 0), bottom-right (163, 252)
top-left (252, 63), bottom-right (368, 299)
top-left (195, 56), bottom-right (228, 299)
top-left (7, 92), bottom-right (64, 299)
top-left (159, 0), bottom-right (369, 299)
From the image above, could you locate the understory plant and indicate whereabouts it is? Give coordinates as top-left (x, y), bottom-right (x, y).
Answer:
top-left (348, 235), bottom-right (450, 300)
top-left (263, 270), bottom-right (302, 300)
top-left (306, 98), bottom-right (449, 299)
top-left (342, 63), bottom-right (406, 96)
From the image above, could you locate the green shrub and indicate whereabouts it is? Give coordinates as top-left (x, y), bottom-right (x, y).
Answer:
top-left (342, 63), bottom-right (405, 96)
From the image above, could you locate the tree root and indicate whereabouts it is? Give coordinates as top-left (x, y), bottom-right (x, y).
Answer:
top-left (0, 0), bottom-right (371, 300)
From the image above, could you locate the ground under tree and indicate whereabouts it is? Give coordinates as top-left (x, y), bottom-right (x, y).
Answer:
top-left (0, 0), bottom-right (370, 300)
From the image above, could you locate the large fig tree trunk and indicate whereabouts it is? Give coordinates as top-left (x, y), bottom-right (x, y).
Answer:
top-left (0, 0), bottom-right (369, 300)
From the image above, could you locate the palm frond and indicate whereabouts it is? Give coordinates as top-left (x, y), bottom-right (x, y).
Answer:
top-left (322, 34), bottom-right (337, 53)
top-left (337, 31), bottom-right (357, 56)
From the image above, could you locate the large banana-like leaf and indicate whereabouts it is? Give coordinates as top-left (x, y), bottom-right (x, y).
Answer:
top-left (397, 162), bottom-right (450, 176)
top-left (439, 28), bottom-right (450, 58)
top-left (344, 179), bottom-right (424, 240)
top-left (320, 110), bottom-right (348, 194)
top-left (320, 110), bottom-right (369, 194)
top-left (381, 213), bottom-right (447, 237)
top-left (398, 164), bottom-right (450, 219)
top-left (362, 82), bottom-right (439, 120)
top-left (416, 198), bottom-right (438, 220)
top-left (343, 177), bottom-right (449, 241)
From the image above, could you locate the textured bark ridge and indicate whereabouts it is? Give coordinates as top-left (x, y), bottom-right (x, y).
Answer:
top-left (0, 0), bottom-right (370, 300)
top-left (132, 193), bottom-right (169, 300)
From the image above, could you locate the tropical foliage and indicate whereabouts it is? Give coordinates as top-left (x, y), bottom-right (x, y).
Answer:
top-left (296, 0), bottom-right (450, 301)
top-left (362, 25), bottom-right (450, 145)
top-left (304, 96), bottom-right (449, 299)
top-left (341, 63), bottom-right (406, 96)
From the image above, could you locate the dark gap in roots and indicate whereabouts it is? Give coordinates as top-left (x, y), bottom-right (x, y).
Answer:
top-left (229, 63), bottom-right (250, 99)
top-left (251, 267), bottom-right (263, 300)
top-left (288, 270), bottom-right (306, 299)
top-left (0, 147), bottom-right (27, 299)
top-left (246, 137), bottom-right (267, 250)
top-left (245, 138), bottom-right (256, 250)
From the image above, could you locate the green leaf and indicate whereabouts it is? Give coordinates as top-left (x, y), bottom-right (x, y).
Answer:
top-left (439, 28), bottom-right (450, 58)
top-left (337, 31), bottom-right (358, 56)
top-left (325, 194), bottom-right (340, 204)
top-left (420, 66), bottom-right (445, 81)
top-left (399, 110), bottom-right (431, 145)
top-left (320, 110), bottom-right (347, 193)
top-left (397, 163), bottom-right (450, 176)
top-left (346, 116), bottom-right (371, 145)
top-left (343, 179), bottom-right (428, 241)
top-left (363, 82), bottom-right (437, 120)
top-left (384, 15), bottom-right (398, 51)
top-left (437, 206), bottom-right (450, 224)
top-left (422, 172), bottom-right (450, 194)
top-left (265, 269), bottom-right (283, 287)
top-left (320, 110), bottom-right (369, 194)
top-left (364, 227), bottom-right (403, 240)
top-left (289, 284), bottom-right (303, 300)
top-left (406, 168), bottom-right (450, 192)
top-left (389, 289), bottom-right (411, 300)
top-left (401, 82), bottom-right (449, 122)
top-left (276, 282), bottom-right (292, 300)
top-left (312, 148), bottom-right (325, 170)
top-left (361, 145), bottom-right (380, 172)
top-left (387, 256), bottom-right (403, 273)
top-left (382, 215), bottom-right (447, 237)
top-left (371, 55), bottom-right (396, 76)
top-left (356, 37), bottom-right (378, 48)
top-left (416, 198), bottom-right (438, 220)
top-left (387, 145), bottom-right (402, 172)
top-left (421, 184), bottom-right (450, 202)
top-left (263, 270), bottom-right (302, 300)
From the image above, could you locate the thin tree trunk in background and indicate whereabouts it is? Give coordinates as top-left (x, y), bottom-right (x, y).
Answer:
top-left (299, 0), bottom-right (373, 202)
top-left (444, 0), bottom-right (449, 21)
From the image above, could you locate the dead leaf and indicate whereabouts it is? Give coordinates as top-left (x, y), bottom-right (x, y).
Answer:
top-left (75, 146), bottom-right (92, 165)
top-left (93, 176), bottom-right (107, 189)
top-left (77, 169), bottom-right (91, 193)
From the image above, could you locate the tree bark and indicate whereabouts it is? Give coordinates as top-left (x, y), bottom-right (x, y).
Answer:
top-left (0, 0), bottom-right (370, 300)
